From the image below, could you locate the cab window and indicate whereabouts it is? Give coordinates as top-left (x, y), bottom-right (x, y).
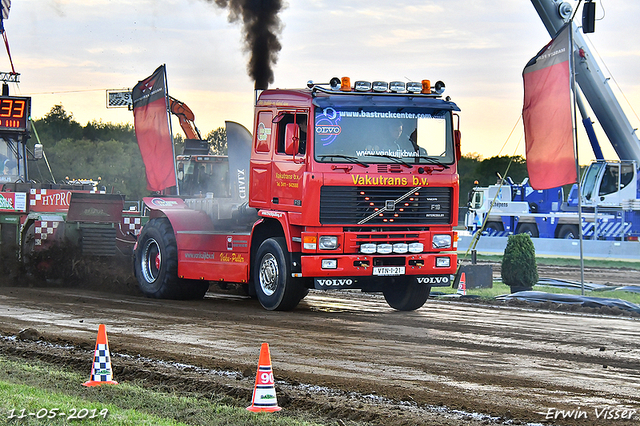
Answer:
top-left (275, 113), bottom-right (307, 155)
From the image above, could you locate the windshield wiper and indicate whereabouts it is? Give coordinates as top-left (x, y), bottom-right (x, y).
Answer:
top-left (363, 154), bottom-right (413, 168)
top-left (318, 154), bottom-right (369, 168)
top-left (414, 156), bottom-right (450, 169)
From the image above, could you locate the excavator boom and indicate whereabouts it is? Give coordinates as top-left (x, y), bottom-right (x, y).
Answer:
top-left (169, 96), bottom-right (202, 140)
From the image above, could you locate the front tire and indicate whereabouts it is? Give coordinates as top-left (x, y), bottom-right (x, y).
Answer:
top-left (383, 278), bottom-right (430, 311)
top-left (254, 237), bottom-right (305, 311)
top-left (134, 218), bottom-right (208, 300)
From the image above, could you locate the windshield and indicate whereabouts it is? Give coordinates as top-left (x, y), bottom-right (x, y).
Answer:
top-left (314, 106), bottom-right (454, 165)
top-left (581, 162), bottom-right (605, 201)
top-left (0, 139), bottom-right (20, 183)
top-left (176, 156), bottom-right (230, 197)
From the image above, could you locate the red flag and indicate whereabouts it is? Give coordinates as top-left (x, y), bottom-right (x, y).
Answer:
top-left (523, 24), bottom-right (576, 190)
top-left (132, 65), bottom-right (176, 192)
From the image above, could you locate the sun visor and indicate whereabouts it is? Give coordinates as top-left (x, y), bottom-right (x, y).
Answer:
top-left (312, 94), bottom-right (460, 112)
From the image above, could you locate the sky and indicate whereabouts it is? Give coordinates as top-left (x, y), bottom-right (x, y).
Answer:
top-left (4, 0), bottom-right (640, 164)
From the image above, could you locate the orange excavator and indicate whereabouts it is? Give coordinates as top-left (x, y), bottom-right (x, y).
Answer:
top-left (168, 96), bottom-right (202, 140)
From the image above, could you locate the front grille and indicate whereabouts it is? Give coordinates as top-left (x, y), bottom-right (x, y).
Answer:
top-left (320, 186), bottom-right (451, 225)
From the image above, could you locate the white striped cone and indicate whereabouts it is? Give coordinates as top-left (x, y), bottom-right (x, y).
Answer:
top-left (247, 343), bottom-right (281, 412)
top-left (457, 272), bottom-right (467, 295)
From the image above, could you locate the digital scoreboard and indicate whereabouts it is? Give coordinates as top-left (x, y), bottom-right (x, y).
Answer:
top-left (0, 96), bottom-right (30, 132)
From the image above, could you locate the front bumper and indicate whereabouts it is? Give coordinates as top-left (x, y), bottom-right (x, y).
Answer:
top-left (299, 252), bottom-right (456, 290)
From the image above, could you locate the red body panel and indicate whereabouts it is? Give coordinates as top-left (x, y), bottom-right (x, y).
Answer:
top-left (28, 189), bottom-right (74, 213)
top-left (143, 197), bottom-right (251, 282)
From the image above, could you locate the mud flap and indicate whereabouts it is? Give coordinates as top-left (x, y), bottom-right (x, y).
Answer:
top-left (415, 275), bottom-right (451, 287)
top-left (452, 264), bottom-right (493, 289)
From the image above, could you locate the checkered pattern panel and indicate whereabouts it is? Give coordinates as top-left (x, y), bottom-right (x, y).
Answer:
top-left (29, 188), bottom-right (46, 206)
top-left (33, 220), bottom-right (60, 246)
top-left (90, 343), bottom-right (113, 382)
top-left (122, 216), bottom-right (143, 236)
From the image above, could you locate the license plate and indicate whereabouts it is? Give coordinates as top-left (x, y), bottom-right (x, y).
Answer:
top-left (373, 266), bottom-right (405, 276)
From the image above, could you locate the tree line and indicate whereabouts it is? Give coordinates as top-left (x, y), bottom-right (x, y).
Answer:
top-left (30, 105), bottom-right (226, 201)
top-left (30, 105), bottom-right (531, 204)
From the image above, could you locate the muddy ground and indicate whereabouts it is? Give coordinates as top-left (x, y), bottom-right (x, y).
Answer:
top-left (0, 260), bottom-right (639, 426)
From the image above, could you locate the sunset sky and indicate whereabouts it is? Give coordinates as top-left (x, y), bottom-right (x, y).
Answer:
top-left (5, 0), bottom-right (640, 164)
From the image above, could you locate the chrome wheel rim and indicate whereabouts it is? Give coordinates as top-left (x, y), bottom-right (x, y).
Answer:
top-left (259, 253), bottom-right (278, 296)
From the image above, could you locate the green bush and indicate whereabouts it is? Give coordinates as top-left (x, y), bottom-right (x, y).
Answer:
top-left (501, 233), bottom-right (538, 292)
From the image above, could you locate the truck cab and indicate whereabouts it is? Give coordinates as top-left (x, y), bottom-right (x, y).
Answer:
top-left (581, 160), bottom-right (637, 208)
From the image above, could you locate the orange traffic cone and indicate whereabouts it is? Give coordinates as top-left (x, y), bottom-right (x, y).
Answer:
top-left (457, 272), bottom-right (467, 296)
top-left (247, 343), bottom-right (282, 412)
top-left (82, 324), bottom-right (118, 387)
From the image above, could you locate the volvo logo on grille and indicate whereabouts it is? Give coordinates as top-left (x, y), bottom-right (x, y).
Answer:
top-left (385, 200), bottom-right (396, 210)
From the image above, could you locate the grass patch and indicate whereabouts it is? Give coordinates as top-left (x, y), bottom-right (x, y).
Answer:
top-left (466, 254), bottom-right (640, 270)
top-left (433, 281), bottom-right (640, 305)
top-left (0, 356), bottom-right (326, 426)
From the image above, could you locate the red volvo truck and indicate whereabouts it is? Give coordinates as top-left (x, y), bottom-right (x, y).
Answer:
top-left (134, 77), bottom-right (461, 311)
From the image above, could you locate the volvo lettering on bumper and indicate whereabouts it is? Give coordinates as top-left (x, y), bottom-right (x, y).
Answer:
top-left (416, 275), bottom-right (450, 286)
top-left (314, 278), bottom-right (356, 289)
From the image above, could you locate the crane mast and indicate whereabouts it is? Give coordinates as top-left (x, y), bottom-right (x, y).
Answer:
top-left (530, 0), bottom-right (640, 163)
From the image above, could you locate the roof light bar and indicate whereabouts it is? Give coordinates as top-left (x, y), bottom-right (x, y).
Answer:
top-left (406, 82), bottom-right (422, 93)
top-left (372, 81), bottom-right (388, 92)
top-left (389, 81), bottom-right (405, 92)
top-left (314, 77), bottom-right (445, 95)
top-left (421, 80), bottom-right (431, 94)
top-left (340, 77), bottom-right (352, 92)
top-left (330, 77), bottom-right (342, 90)
top-left (354, 81), bottom-right (372, 91)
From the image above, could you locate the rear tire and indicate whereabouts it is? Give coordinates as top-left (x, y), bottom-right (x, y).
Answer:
top-left (484, 221), bottom-right (504, 236)
top-left (254, 237), bottom-right (305, 311)
top-left (557, 224), bottom-right (579, 239)
top-left (134, 217), bottom-right (209, 300)
top-left (516, 223), bottom-right (539, 238)
top-left (383, 278), bottom-right (430, 311)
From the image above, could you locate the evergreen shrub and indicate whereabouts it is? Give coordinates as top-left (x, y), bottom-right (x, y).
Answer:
top-left (501, 233), bottom-right (538, 293)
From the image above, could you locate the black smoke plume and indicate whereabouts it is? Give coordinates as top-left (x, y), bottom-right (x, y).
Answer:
top-left (212, 0), bottom-right (284, 90)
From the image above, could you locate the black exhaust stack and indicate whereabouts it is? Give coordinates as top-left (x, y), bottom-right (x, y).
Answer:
top-left (208, 0), bottom-right (283, 90)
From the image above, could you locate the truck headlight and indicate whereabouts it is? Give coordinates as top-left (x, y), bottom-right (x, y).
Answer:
top-left (319, 236), bottom-right (338, 250)
top-left (432, 234), bottom-right (452, 249)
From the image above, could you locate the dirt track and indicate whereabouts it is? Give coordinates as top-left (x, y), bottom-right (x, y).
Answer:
top-left (1, 263), bottom-right (639, 426)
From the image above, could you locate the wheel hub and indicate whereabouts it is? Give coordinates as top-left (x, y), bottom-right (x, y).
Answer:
top-left (141, 238), bottom-right (161, 283)
top-left (259, 253), bottom-right (278, 296)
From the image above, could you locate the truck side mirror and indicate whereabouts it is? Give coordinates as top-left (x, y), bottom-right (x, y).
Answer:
top-left (284, 123), bottom-right (299, 155)
top-left (34, 143), bottom-right (43, 160)
top-left (454, 130), bottom-right (461, 161)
